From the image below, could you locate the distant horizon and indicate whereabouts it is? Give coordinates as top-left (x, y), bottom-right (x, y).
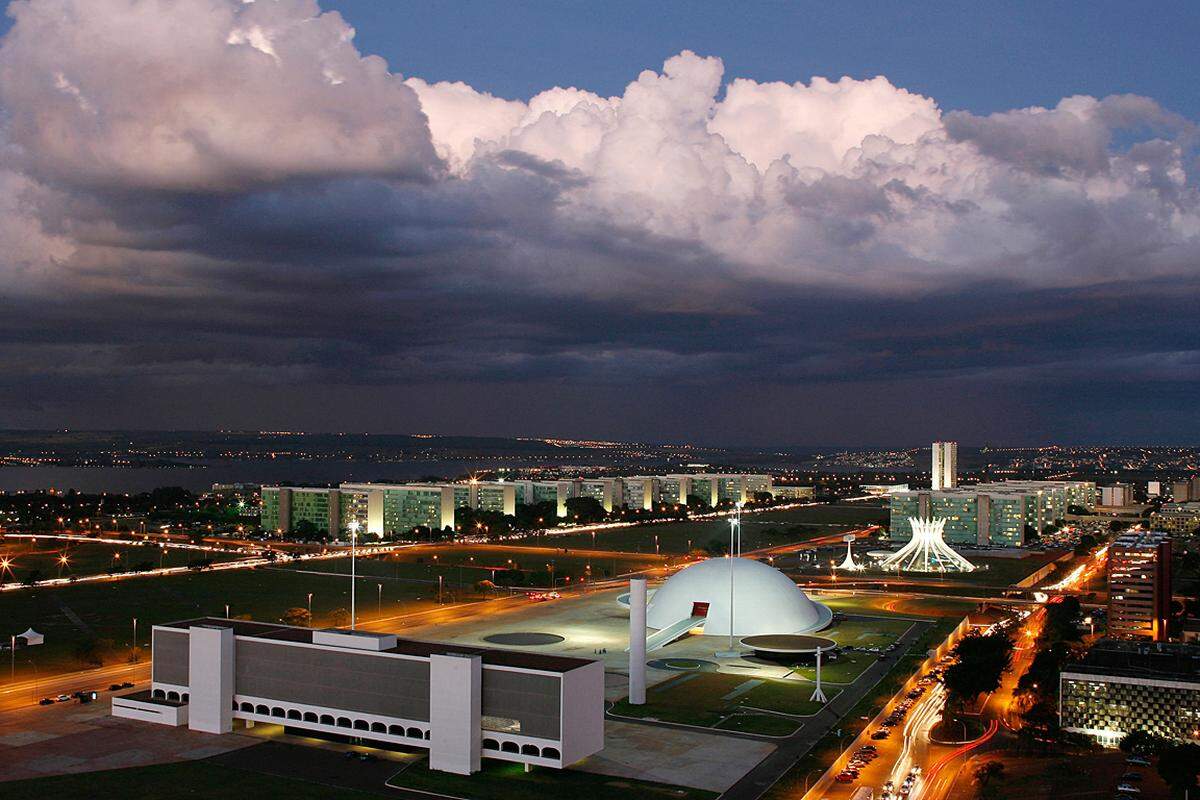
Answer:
top-left (0, 428), bottom-right (1197, 452)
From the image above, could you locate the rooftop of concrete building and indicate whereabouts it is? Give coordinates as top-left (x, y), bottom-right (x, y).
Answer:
top-left (1065, 638), bottom-right (1200, 683)
top-left (1112, 530), bottom-right (1171, 548)
top-left (891, 479), bottom-right (1094, 498)
top-left (157, 617), bottom-right (595, 674)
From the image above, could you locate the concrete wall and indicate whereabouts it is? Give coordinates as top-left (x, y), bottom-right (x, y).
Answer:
top-left (429, 653), bottom-right (482, 774)
top-left (188, 625), bottom-right (233, 734)
top-left (558, 660), bottom-right (605, 765)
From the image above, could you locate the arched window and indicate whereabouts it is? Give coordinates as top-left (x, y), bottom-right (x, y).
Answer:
top-left (181, 693), bottom-right (189, 703)
top-left (482, 738), bottom-right (499, 751)
top-left (521, 744), bottom-right (539, 756)
top-left (255, 705), bottom-right (269, 715)
top-left (371, 722), bottom-right (386, 733)
top-left (271, 707), bottom-right (285, 718)
top-left (152, 689), bottom-right (165, 699)
top-left (320, 714), bottom-right (335, 726)
top-left (542, 747), bottom-right (560, 760)
top-left (231, 700), bottom-right (238, 710)
top-left (304, 712), bottom-right (318, 723)
top-left (501, 741), bottom-right (519, 753)
top-left (406, 727), bottom-right (422, 739)
top-left (336, 717), bottom-right (351, 728)
top-left (389, 725), bottom-right (404, 736)
top-left (287, 709), bottom-right (301, 720)
top-left (424, 730), bottom-right (430, 740)
top-left (240, 702), bottom-right (254, 712)
top-left (167, 691), bottom-right (180, 701)
top-left (353, 719), bottom-right (369, 731)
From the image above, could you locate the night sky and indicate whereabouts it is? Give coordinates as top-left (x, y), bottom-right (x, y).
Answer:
top-left (0, 1), bottom-right (1197, 446)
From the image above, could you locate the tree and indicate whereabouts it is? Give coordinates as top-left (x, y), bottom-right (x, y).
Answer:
top-left (565, 496), bottom-right (606, 524)
top-left (943, 632), bottom-right (1013, 728)
top-left (1043, 596), bottom-right (1083, 643)
top-left (974, 760), bottom-right (1006, 800)
top-left (329, 607), bottom-right (350, 628)
top-left (280, 607), bottom-right (311, 628)
top-left (1120, 729), bottom-right (1168, 757)
top-left (1158, 743), bottom-right (1200, 798)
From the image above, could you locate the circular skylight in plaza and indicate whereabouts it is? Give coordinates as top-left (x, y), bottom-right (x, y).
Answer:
top-left (645, 557), bottom-right (832, 637)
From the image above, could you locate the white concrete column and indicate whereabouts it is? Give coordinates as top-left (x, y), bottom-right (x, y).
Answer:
top-left (429, 653), bottom-right (482, 775)
top-left (187, 625), bottom-right (233, 734)
top-left (629, 578), bottom-right (647, 705)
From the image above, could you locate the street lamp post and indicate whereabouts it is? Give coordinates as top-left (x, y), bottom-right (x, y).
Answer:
top-left (377, 583), bottom-right (382, 617)
top-left (132, 618), bottom-right (137, 661)
top-left (307, 592), bottom-right (313, 621)
top-left (348, 520), bottom-right (360, 629)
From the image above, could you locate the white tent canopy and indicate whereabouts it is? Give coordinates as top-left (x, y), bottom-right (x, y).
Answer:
top-left (18, 628), bottom-right (44, 646)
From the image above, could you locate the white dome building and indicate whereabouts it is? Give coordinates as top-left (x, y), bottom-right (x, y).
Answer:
top-left (644, 558), bottom-right (832, 637)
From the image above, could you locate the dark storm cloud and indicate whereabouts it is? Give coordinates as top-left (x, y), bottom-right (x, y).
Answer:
top-left (0, 0), bottom-right (1198, 443)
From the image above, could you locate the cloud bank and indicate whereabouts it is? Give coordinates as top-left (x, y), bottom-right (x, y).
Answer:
top-left (0, 0), bottom-right (1197, 442)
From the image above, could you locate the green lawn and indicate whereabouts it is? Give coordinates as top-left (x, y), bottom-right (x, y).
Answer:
top-left (388, 758), bottom-right (718, 800)
top-left (512, 504), bottom-right (888, 556)
top-left (0, 760), bottom-right (379, 800)
top-left (0, 539), bottom-right (245, 583)
top-left (715, 713), bottom-right (803, 736)
top-left (0, 562), bottom-right (481, 677)
top-left (279, 545), bottom-right (662, 587)
top-left (610, 671), bottom-right (839, 729)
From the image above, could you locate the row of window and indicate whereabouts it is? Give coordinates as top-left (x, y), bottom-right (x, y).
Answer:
top-left (234, 698), bottom-right (562, 760)
top-left (151, 688), bottom-right (561, 760)
top-left (236, 701), bottom-right (430, 740)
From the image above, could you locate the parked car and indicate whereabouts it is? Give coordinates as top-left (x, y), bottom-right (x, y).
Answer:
top-left (38, 698), bottom-right (54, 706)
top-left (54, 694), bottom-right (71, 702)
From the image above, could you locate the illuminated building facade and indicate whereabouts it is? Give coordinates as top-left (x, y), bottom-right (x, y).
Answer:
top-left (889, 480), bottom-right (1096, 546)
top-left (112, 618), bottom-right (604, 775)
top-left (931, 441), bottom-right (958, 490)
top-left (1060, 639), bottom-right (1200, 747)
top-left (1107, 531), bottom-right (1172, 641)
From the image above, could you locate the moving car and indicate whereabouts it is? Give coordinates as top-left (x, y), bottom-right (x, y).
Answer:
top-left (38, 698), bottom-right (54, 706)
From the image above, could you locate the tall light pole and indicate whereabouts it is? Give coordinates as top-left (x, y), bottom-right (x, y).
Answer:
top-left (377, 583), bottom-right (382, 617)
top-left (348, 520), bottom-right (360, 629)
top-left (718, 503), bottom-right (743, 657)
top-left (307, 592), bottom-right (313, 622)
top-left (132, 618), bottom-right (137, 661)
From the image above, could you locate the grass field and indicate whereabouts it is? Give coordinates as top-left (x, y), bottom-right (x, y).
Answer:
top-left (0, 561), bottom-right (481, 677)
top-left (0, 760), bottom-right (379, 800)
top-left (782, 616), bottom-right (917, 684)
top-left (519, 503), bottom-right (888, 556)
top-left (610, 670), bottom-right (838, 733)
top-left (388, 758), bottom-right (718, 800)
top-left (0, 539), bottom-right (245, 583)
top-left (279, 544), bottom-right (664, 587)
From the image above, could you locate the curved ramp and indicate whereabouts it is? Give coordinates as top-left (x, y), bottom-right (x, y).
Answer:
top-left (644, 614), bottom-right (706, 652)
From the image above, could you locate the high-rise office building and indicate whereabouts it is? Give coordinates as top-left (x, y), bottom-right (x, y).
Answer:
top-left (1107, 531), bottom-right (1172, 642)
top-left (931, 441), bottom-right (957, 490)
top-left (889, 480), bottom-right (1096, 546)
top-left (1099, 484), bottom-right (1135, 507)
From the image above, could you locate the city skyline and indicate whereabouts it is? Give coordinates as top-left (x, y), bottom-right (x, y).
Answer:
top-left (0, 1), bottom-right (1198, 446)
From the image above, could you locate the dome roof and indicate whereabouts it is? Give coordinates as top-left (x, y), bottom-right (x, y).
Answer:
top-left (646, 557), bottom-right (832, 637)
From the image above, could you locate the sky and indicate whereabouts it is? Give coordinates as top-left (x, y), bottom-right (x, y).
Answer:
top-left (0, 0), bottom-right (1197, 447)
